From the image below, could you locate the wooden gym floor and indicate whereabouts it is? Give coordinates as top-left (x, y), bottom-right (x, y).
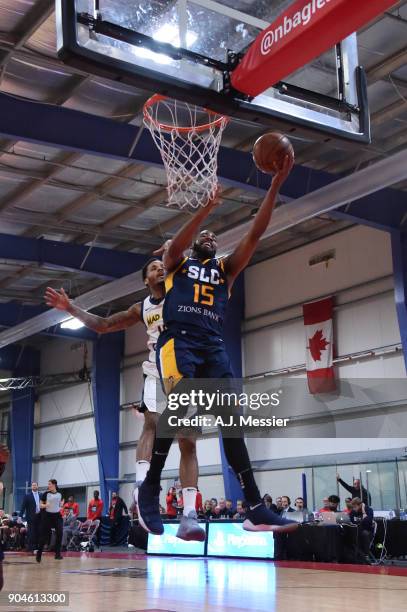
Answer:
top-left (2, 551), bottom-right (407, 612)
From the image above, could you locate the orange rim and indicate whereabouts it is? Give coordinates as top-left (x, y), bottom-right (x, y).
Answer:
top-left (143, 94), bottom-right (229, 133)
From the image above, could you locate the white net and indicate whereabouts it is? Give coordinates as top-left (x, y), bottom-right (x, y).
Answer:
top-left (143, 96), bottom-right (228, 209)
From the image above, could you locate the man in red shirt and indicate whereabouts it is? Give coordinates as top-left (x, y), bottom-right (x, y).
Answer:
top-left (319, 497), bottom-right (330, 513)
top-left (319, 495), bottom-right (340, 513)
top-left (62, 496), bottom-right (80, 518)
top-left (166, 487), bottom-right (178, 518)
top-left (87, 490), bottom-right (103, 546)
top-left (87, 491), bottom-right (103, 521)
top-left (195, 488), bottom-right (203, 515)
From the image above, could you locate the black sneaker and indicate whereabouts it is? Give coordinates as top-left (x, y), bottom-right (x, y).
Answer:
top-left (54, 554), bottom-right (63, 560)
top-left (243, 503), bottom-right (299, 533)
top-left (35, 551), bottom-right (42, 563)
top-left (137, 481), bottom-right (164, 535)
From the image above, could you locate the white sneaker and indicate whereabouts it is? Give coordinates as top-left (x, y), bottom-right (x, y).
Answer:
top-left (176, 511), bottom-right (206, 542)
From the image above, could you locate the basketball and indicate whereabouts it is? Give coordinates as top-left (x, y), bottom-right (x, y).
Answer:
top-left (252, 132), bottom-right (295, 174)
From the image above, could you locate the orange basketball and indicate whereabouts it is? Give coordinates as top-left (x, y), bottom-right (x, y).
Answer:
top-left (252, 132), bottom-right (294, 174)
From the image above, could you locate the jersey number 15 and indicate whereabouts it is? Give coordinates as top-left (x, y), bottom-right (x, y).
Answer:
top-left (193, 283), bottom-right (214, 306)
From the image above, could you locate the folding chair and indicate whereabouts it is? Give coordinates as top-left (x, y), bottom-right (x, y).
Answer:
top-left (74, 519), bottom-right (100, 552)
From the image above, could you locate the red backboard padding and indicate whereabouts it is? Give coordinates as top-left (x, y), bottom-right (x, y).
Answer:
top-left (231, 0), bottom-right (398, 97)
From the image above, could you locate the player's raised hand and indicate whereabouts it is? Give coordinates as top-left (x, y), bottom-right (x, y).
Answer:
top-left (272, 154), bottom-right (293, 187)
top-left (44, 287), bottom-right (71, 311)
top-left (206, 185), bottom-right (222, 209)
top-left (153, 239), bottom-right (172, 257)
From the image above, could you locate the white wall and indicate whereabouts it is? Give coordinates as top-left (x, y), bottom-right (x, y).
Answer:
top-left (34, 338), bottom-right (98, 489)
top-left (40, 338), bottom-right (93, 376)
top-left (245, 225), bottom-right (393, 318)
top-left (244, 226), bottom-right (403, 376)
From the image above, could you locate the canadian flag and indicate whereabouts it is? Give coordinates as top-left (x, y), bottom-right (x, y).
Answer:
top-left (303, 297), bottom-right (336, 394)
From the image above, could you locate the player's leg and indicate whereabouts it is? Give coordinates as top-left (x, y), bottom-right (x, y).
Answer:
top-left (220, 435), bottom-right (296, 533)
top-left (134, 409), bottom-right (159, 503)
top-left (137, 333), bottom-right (195, 535)
top-left (135, 411), bottom-right (158, 477)
top-left (133, 373), bottom-right (164, 503)
top-left (208, 347), bottom-right (298, 534)
top-left (176, 435), bottom-right (206, 542)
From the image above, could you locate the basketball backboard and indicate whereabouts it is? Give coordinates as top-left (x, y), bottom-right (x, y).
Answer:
top-left (56, 0), bottom-right (370, 143)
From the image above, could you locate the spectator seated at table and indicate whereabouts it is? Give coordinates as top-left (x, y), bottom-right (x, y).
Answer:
top-left (275, 497), bottom-right (283, 515)
top-left (203, 500), bottom-right (213, 519)
top-left (217, 498), bottom-right (232, 519)
top-left (327, 495), bottom-right (340, 512)
top-left (61, 496), bottom-right (80, 518)
top-left (294, 497), bottom-right (308, 512)
top-left (344, 497), bottom-right (353, 514)
top-left (224, 500), bottom-right (235, 518)
top-left (318, 495), bottom-right (340, 513)
top-left (349, 497), bottom-right (375, 564)
top-left (263, 494), bottom-right (278, 513)
top-left (233, 501), bottom-right (247, 520)
top-left (281, 496), bottom-right (295, 513)
top-left (212, 505), bottom-right (221, 519)
top-left (318, 497), bottom-right (330, 512)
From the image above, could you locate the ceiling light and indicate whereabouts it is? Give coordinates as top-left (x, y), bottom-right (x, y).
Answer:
top-left (60, 318), bottom-right (85, 330)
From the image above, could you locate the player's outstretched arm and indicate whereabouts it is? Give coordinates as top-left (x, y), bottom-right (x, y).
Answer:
top-left (223, 156), bottom-right (291, 286)
top-left (44, 287), bottom-right (141, 333)
top-left (162, 189), bottom-right (220, 272)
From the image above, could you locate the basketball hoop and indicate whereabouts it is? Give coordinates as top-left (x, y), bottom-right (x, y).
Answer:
top-left (143, 95), bottom-right (229, 209)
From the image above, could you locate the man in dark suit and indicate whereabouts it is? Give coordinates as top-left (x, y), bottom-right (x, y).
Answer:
top-left (109, 492), bottom-right (128, 546)
top-left (20, 482), bottom-right (41, 552)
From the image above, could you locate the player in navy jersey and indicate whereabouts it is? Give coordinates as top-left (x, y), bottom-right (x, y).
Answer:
top-left (138, 155), bottom-right (298, 539)
top-left (45, 259), bottom-right (199, 533)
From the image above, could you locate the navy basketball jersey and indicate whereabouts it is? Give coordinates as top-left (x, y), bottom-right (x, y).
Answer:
top-left (164, 256), bottom-right (229, 336)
